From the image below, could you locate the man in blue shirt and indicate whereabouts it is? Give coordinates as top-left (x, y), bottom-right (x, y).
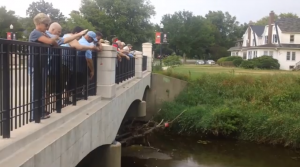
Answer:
top-left (76, 31), bottom-right (97, 98)
top-left (78, 31), bottom-right (97, 79)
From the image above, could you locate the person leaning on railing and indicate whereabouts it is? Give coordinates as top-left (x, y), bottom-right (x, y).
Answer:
top-left (122, 43), bottom-right (136, 59)
top-left (28, 13), bottom-right (57, 119)
top-left (76, 31), bottom-right (98, 98)
top-left (61, 27), bottom-right (100, 102)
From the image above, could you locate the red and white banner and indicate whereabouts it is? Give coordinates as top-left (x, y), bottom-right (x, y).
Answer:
top-left (7, 32), bottom-right (12, 40)
top-left (155, 32), bottom-right (161, 44)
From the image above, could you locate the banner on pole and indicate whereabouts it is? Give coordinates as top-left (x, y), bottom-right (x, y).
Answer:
top-left (7, 32), bottom-right (11, 40)
top-left (155, 32), bottom-right (161, 44)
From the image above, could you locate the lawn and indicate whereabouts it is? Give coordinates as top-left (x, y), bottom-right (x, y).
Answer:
top-left (170, 65), bottom-right (299, 79)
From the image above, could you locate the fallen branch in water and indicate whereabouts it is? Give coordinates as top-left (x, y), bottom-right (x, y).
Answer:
top-left (118, 110), bottom-right (187, 145)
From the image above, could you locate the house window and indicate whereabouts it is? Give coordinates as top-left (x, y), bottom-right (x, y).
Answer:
top-left (265, 36), bottom-right (268, 44)
top-left (232, 52), bottom-right (235, 56)
top-left (243, 52), bottom-right (247, 59)
top-left (264, 51), bottom-right (268, 56)
top-left (273, 35), bottom-right (277, 43)
top-left (269, 51), bottom-right (274, 57)
top-left (290, 35), bottom-right (294, 43)
top-left (292, 52), bottom-right (296, 61)
top-left (252, 39), bottom-right (255, 46)
top-left (248, 51), bottom-right (252, 59)
top-left (287, 52), bottom-right (291, 60)
top-left (236, 52), bottom-right (239, 56)
top-left (253, 51), bottom-right (257, 58)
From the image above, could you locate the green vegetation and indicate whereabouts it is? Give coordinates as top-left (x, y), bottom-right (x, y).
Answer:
top-left (217, 56), bottom-right (279, 69)
top-left (159, 65), bottom-right (298, 80)
top-left (217, 56), bottom-right (243, 67)
top-left (240, 56), bottom-right (280, 69)
top-left (162, 55), bottom-right (182, 67)
top-left (155, 66), bottom-right (300, 148)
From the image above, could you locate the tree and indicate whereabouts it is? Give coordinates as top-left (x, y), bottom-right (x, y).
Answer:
top-left (160, 11), bottom-right (215, 59)
top-left (26, 0), bottom-right (65, 23)
top-left (80, 0), bottom-right (155, 50)
top-left (18, 17), bottom-right (35, 41)
top-left (63, 10), bottom-right (95, 34)
top-left (205, 11), bottom-right (245, 60)
top-left (0, 7), bottom-right (23, 39)
top-left (255, 13), bottom-right (299, 26)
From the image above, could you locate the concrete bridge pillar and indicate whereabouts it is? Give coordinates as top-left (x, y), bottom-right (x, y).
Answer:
top-left (142, 43), bottom-right (153, 72)
top-left (138, 100), bottom-right (146, 117)
top-left (95, 142), bottom-right (121, 167)
top-left (135, 51), bottom-right (143, 79)
top-left (97, 44), bottom-right (117, 99)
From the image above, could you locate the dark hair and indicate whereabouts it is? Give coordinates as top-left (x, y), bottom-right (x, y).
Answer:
top-left (96, 31), bottom-right (103, 37)
top-left (72, 26), bottom-right (83, 34)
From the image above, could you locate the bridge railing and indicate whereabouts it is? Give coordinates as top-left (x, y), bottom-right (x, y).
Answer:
top-left (0, 39), bottom-right (97, 138)
top-left (142, 55), bottom-right (147, 71)
top-left (115, 57), bottom-right (135, 84)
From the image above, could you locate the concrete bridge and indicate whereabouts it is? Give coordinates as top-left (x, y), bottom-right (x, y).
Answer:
top-left (0, 43), bottom-right (153, 167)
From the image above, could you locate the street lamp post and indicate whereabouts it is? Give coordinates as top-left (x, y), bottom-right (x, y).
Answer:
top-left (160, 24), bottom-right (164, 67)
top-left (10, 24), bottom-right (15, 40)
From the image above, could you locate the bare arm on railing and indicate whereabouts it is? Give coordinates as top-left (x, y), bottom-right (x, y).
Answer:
top-left (69, 40), bottom-right (98, 51)
top-left (86, 50), bottom-right (94, 79)
top-left (117, 51), bottom-right (130, 60)
top-left (38, 36), bottom-right (58, 46)
top-left (63, 29), bottom-right (88, 44)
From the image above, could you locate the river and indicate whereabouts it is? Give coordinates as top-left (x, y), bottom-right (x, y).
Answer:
top-left (121, 134), bottom-right (300, 167)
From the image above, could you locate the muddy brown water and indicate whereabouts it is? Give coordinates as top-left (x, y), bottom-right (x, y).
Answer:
top-left (121, 135), bottom-right (300, 167)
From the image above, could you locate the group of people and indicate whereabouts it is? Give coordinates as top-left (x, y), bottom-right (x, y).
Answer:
top-left (28, 13), bottom-right (134, 119)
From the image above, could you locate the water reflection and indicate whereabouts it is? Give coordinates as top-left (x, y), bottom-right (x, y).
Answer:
top-left (122, 135), bottom-right (300, 167)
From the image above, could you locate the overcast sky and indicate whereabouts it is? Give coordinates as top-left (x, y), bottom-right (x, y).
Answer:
top-left (1, 0), bottom-right (299, 24)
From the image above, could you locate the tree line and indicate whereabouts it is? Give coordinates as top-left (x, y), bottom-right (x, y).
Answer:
top-left (0, 0), bottom-right (298, 60)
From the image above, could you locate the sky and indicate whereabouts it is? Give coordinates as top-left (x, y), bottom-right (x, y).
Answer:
top-left (1, 0), bottom-right (300, 24)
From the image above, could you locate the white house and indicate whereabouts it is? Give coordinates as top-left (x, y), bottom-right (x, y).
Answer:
top-left (228, 11), bottom-right (300, 70)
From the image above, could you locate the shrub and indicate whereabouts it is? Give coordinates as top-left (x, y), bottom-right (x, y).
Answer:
top-left (240, 60), bottom-right (257, 69)
top-left (254, 56), bottom-right (280, 69)
top-left (233, 59), bottom-right (243, 67)
top-left (240, 56), bottom-right (280, 69)
top-left (225, 56), bottom-right (242, 61)
top-left (217, 56), bottom-right (243, 67)
top-left (217, 57), bottom-right (228, 65)
top-left (163, 55), bottom-right (182, 67)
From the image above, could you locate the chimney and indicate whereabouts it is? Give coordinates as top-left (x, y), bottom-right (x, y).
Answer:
top-left (247, 21), bottom-right (252, 47)
top-left (268, 11), bottom-right (275, 44)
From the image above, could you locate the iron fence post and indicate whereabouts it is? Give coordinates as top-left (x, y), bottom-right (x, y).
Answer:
top-left (2, 44), bottom-right (10, 138)
top-left (56, 49), bottom-right (62, 113)
top-left (34, 47), bottom-right (41, 123)
top-left (72, 51), bottom-right (77, 105)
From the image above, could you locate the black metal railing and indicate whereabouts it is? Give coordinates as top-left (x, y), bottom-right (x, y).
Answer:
top-left (142, 55), bottom-right (147, 71)
top-left (115, 57), bottom-right (135, 84)
top-left (0, 39), bottom-right (97, 138)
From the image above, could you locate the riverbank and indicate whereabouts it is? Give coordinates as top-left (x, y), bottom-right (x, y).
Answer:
top-left (155, 69), bottom-right (300, 148)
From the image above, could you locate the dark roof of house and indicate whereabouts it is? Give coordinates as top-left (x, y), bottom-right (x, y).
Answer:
top-left (228, 46), bottom-right (242, 51)
top-left (280, 44), bottom-right (300, 48)
top-left (250, 25), bottom-right (265, 37)
top-left (276, 18), bottom-right (300, 32)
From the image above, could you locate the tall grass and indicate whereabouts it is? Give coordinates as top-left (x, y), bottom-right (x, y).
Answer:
top-left (156, 72), bottom-right (300, 148)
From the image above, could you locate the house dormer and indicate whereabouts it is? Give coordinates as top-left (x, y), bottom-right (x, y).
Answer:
top-left (276, 18), bottom-right (300, 44)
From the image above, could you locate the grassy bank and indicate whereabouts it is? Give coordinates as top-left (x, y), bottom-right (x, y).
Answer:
top-left (155, 67), bottom-right (300, 148)
top-left (166, 65), bottom-right (299, 79)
